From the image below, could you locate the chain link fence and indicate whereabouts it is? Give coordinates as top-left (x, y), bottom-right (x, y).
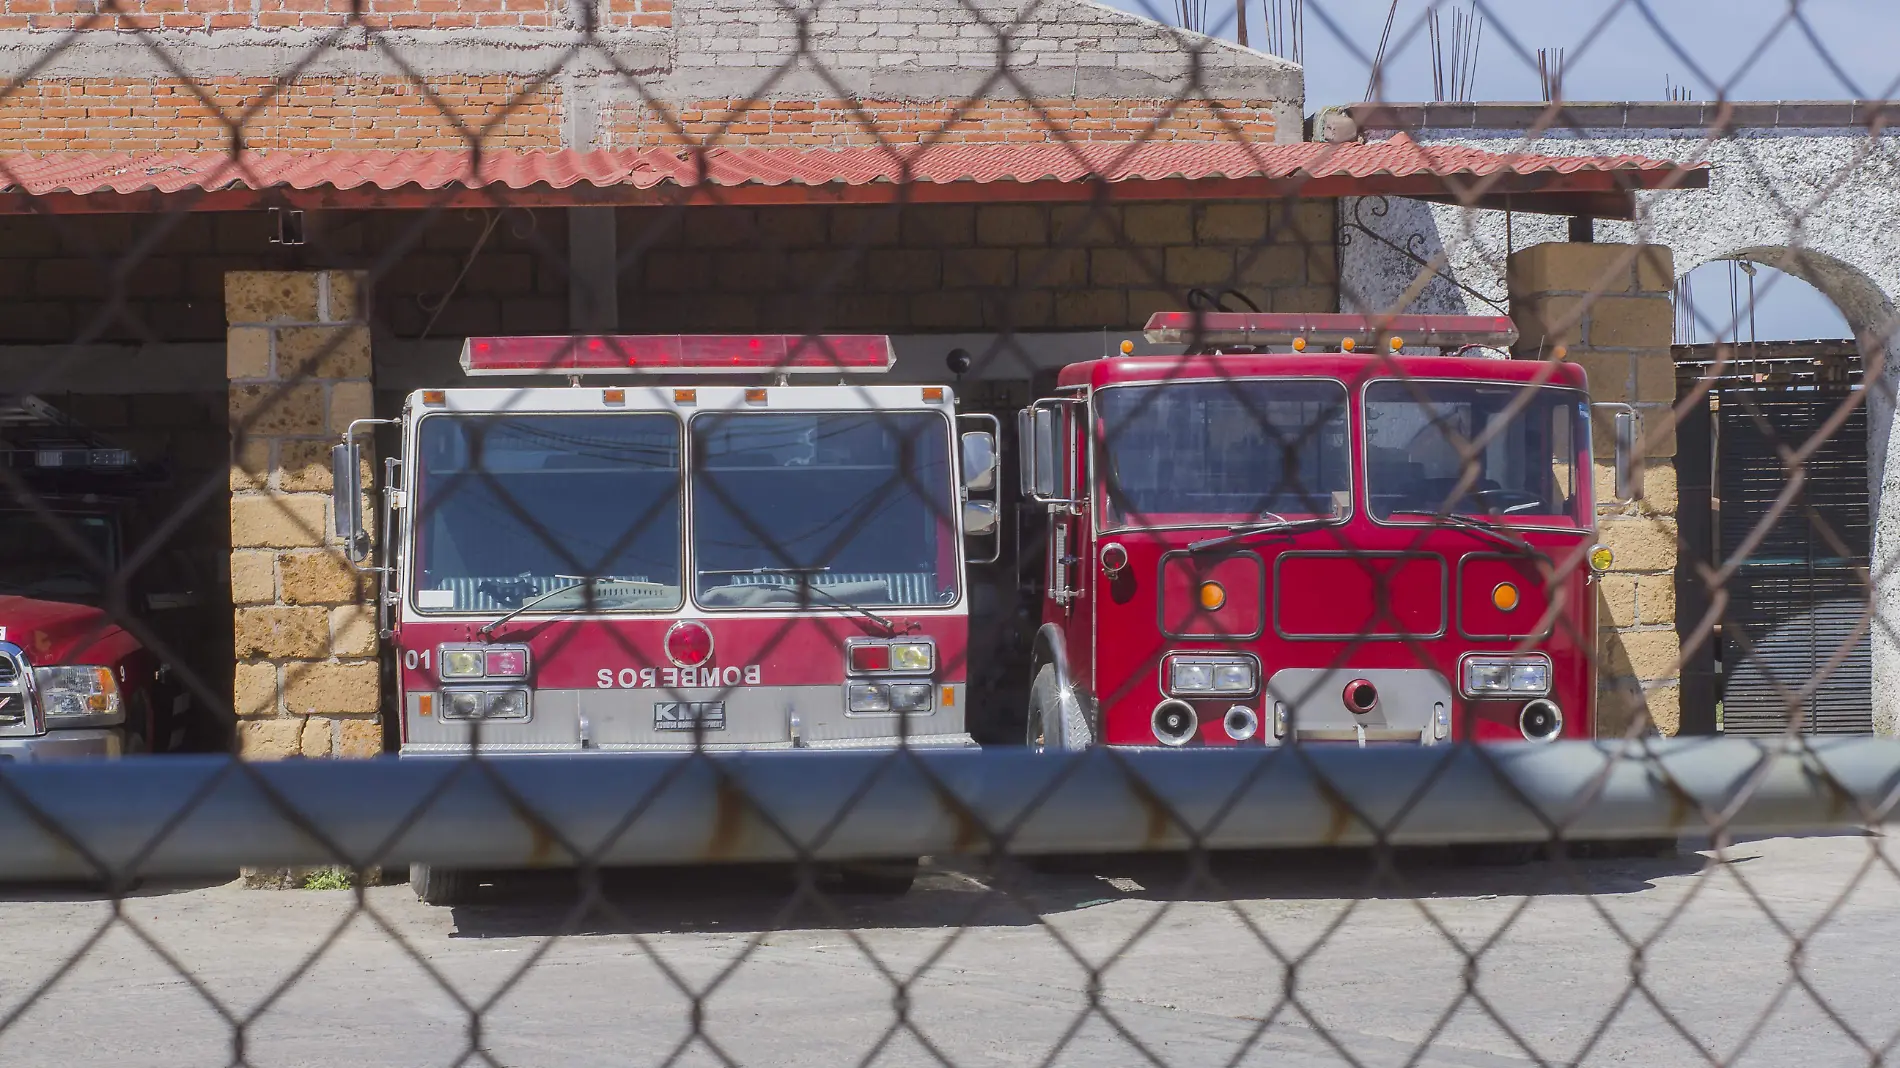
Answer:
top-left (0, 0), bottom-right (1897, 1064)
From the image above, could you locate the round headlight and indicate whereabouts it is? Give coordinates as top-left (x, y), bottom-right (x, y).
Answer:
top-left (1589, 544), bottom-right (1614, 572)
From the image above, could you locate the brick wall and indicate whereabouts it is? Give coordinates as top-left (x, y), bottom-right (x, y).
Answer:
top-left (0, 0), bottom-right (668, 30)
top-left (227, 270), bottom-right (382, 760)
top-left (612, 97), bottom-right (1279, 149)
top-left (0, 0), bottom-right (1297, 153)
top-left (0, 78), bottom-right (561, 151)
top-left (1508, 241), bottom-right (1681, 737)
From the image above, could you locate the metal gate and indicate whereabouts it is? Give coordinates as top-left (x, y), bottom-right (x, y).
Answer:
top-left (1693, 345), bottom-right (1872, 734)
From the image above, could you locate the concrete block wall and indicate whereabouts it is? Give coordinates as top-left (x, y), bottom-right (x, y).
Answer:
top-left (1508, 241), bottom-right (1681, 736)
top-left (614, 199), bottom-right (1338, 334)
top-left (226, 270), bottom-right (382, 759)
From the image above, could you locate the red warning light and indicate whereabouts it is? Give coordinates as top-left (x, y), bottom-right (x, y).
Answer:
top-left (665, 621), bottom-right (714, 669)
top-left (458, 335), bottom-right (896, 376)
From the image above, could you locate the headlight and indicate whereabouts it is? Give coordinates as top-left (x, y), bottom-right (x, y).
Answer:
top-left (888, 642), bottom-right (933, 672)
top-left (848, 641), bottom-right (935, 674)
top-left (438, 647), bottom-right (484, 679)
top-left (846, 680), bottom-right (934, 713)
top-left (483, 690), bottom-right (531, 720)
top-left (1461, 655), bottom-right (1552, 697)
top-left (1167, 656), bottom-right (1257, 696)
top-left (439, 689), bottom-right (531, 721)
top-left (34, 666), bottom-right (123, 728)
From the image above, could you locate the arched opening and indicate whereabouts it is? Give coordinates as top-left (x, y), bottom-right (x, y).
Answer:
top-left (1673, 248), bottom-right (1895, 736)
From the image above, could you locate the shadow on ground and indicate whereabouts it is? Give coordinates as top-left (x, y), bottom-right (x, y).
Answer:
top-left (439, 842), bottom-right (1717, 938)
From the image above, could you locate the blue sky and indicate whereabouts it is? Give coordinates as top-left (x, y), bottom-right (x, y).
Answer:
top-left (1099, 0), bottom-right (1896, 340)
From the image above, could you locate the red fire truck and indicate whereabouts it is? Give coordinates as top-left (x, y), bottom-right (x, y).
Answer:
top-left (330, 334), bottom-right (998, 902)
top-left (1016, 313), bottom-right (1634, 751)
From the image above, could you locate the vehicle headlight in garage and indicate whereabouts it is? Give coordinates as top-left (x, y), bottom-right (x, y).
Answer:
top-left (34, 666), bottom-right (124, 728)
top-left (846, 680), bottom-right (934, 714)
top-left (439, 688), bottom-right (531, 721)
top-left (1166, 656), bottom-right (1257, 696)
top-left (1460, 655), bottom-right (1552, 698)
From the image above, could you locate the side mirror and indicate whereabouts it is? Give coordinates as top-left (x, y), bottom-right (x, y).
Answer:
top-left (963, 500), bottom-right (999, 537)
top-left (1018, 405), bottom-right (1070, 502)
top-left (1592, 403), bottom-right (1643, 502)
top-left (960, 430), bottom-right (997, 493)
top-left (331, 440), bottom-right (369, 562)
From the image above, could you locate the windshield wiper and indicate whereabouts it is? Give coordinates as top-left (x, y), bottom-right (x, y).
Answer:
top-left (702, 567), bottom-right (895, 633)
top-left (480, 576), bottom-right (632, 637)
top-left (1187, 514), bottom-right (1332, 553)
top-left (1388, 510), bottom-right (1546, 560)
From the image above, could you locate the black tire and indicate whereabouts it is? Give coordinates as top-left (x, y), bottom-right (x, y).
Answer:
top-left (1026, 665), bottom-right (1093, 750)
top-left (409, 864), bottom-right (478, 906)
top-left (833, 857), bottom-right (920, 896)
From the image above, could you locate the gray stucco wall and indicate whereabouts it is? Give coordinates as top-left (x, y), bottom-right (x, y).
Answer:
top-left (1337, 119), bottom-right (1900, 735)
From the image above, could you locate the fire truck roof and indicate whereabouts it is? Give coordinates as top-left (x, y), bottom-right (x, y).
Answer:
top-left (459, 334), bottom-right (896, 376)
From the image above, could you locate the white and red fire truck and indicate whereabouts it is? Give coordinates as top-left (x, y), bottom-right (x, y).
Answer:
top-left (330, 334), bottom-right (999, 902)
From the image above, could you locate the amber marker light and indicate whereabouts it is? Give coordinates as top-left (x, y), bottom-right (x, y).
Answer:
top-left (1389, 336), bottom-right (1405, 352)
top-left (1492, 582), bottom-right (1521, 612)
top-left (1120, 339), bottom-right (1135, 355)
top-left (1291, 337), bottom-right (1308, 352)
top-left (922, 386), bottom-right (944, 402)
top-left (1341, 337), bottom-right (1357, 352)
top-left (1199, 581), bottom-right (1226, 611)
top-left (422, 390), bottom-right (446, 406)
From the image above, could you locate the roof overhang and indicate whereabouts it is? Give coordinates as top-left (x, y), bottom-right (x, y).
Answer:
top-left (0, 137), bottom-right (1708, 218)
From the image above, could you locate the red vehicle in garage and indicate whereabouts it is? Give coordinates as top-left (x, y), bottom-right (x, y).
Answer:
top-left (1017, 313), bottom-right (1633, 751)
top-left (0, 397), bottom-right (196, 760)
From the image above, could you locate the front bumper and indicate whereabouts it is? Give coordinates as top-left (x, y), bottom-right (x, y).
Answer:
top-left (0, 728), bottom-right (122, 762)
top-left (401, 732), bottom-right (980, 756)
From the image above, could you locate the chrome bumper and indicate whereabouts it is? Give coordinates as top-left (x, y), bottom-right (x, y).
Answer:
top-left (401, 732), bottom-right (980, 757)
top-left (0, 728), bottom-right (122, 762)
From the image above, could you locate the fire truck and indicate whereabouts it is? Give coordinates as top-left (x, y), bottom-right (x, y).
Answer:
top-left (1016, 313), bottom-right (1637, 752)
top-left (329, 334), bottom-right (998, 902)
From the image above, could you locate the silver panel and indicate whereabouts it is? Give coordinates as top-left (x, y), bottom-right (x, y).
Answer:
top-left (1265, 668), bottom-right (1454, 745)
top-left (405, 684), bottom-right (967, 753)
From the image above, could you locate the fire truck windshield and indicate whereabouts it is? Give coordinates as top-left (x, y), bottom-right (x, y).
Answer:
top-left (691, 411), bottom-right (959, 609)
top-left (1364, 380), bottom-right (1587, 527)
top-left (412, 414), bottom-right (683, 614)
top-left (1095, 380), bottom-right (1351, 531)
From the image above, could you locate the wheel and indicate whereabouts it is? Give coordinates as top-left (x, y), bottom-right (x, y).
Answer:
top-left (832, 857), bottom-right (920, 896)
top-left (1026, 665), bottom-right (1093, 751)
top-left (409, 864), bottom-right (478, 906)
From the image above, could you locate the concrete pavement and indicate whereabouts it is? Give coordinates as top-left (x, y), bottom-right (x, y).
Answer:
top-left (0, 834), bottom-right (1892, 1067)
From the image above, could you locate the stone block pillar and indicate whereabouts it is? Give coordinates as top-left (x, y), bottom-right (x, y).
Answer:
top-left (226, 271), bottom-right (382, 759)
top-left (1507, 242), bottom-right (1682, 736)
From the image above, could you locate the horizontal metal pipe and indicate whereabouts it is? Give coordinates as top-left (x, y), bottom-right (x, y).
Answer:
top-left (0, 737), bottom-right (1896, 880)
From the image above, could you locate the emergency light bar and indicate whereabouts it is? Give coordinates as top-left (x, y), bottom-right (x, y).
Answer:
top-left (459, 334), bottom-right (896, 376)
top-left (1142, 313), bottom-right (1519, 350)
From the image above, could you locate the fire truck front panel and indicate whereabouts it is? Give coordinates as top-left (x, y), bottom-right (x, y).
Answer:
top-left (396, 615), bottom-right (970, 752)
